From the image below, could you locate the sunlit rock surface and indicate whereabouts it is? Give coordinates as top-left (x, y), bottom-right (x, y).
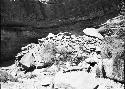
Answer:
top-left (83, 28), bottom-right (104, 39)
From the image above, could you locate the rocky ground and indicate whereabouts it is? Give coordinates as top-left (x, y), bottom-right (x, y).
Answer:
top-left (0, 67), bottom-right (124, 89)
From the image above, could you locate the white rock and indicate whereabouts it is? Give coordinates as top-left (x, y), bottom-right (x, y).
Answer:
top-left (47, 33), bottom-right (55, 38)
top-left (53, 71), bottom-right (97, 89)
top-left (103, 58), bottom-right (114, 78)
top-left (83, 28), bottom-right (104, 39)
top-left (95, 46), bottom-right (101, 52)
top-left (19, 52), bottom-right (35, 67)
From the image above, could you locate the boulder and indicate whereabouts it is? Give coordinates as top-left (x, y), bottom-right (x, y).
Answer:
top-left (53, 71), bottom-right (98, 89)
top-left (83, 28), bottom-right (104, 39)
top-left (19, 52), bottom-right (35, 68)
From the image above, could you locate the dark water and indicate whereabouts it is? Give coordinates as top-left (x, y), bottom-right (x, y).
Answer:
top-left (1, 27), bottom-right (48, 67)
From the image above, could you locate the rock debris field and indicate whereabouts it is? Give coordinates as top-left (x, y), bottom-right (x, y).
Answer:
top-left (0, 15), bottom-right (125, 89)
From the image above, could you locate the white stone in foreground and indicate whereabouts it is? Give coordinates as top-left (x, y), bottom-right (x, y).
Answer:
top-left (53, 71), bottom-right (97, 89)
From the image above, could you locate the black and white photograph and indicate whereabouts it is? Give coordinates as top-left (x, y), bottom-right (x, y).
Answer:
top-left (0, 0), bottom-right (125, 89)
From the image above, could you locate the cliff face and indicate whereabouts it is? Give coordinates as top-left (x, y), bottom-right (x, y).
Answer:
top-left (0, 0), bottom-right (121, 65)
top-left (1, 0), bottom-right (120, 25)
